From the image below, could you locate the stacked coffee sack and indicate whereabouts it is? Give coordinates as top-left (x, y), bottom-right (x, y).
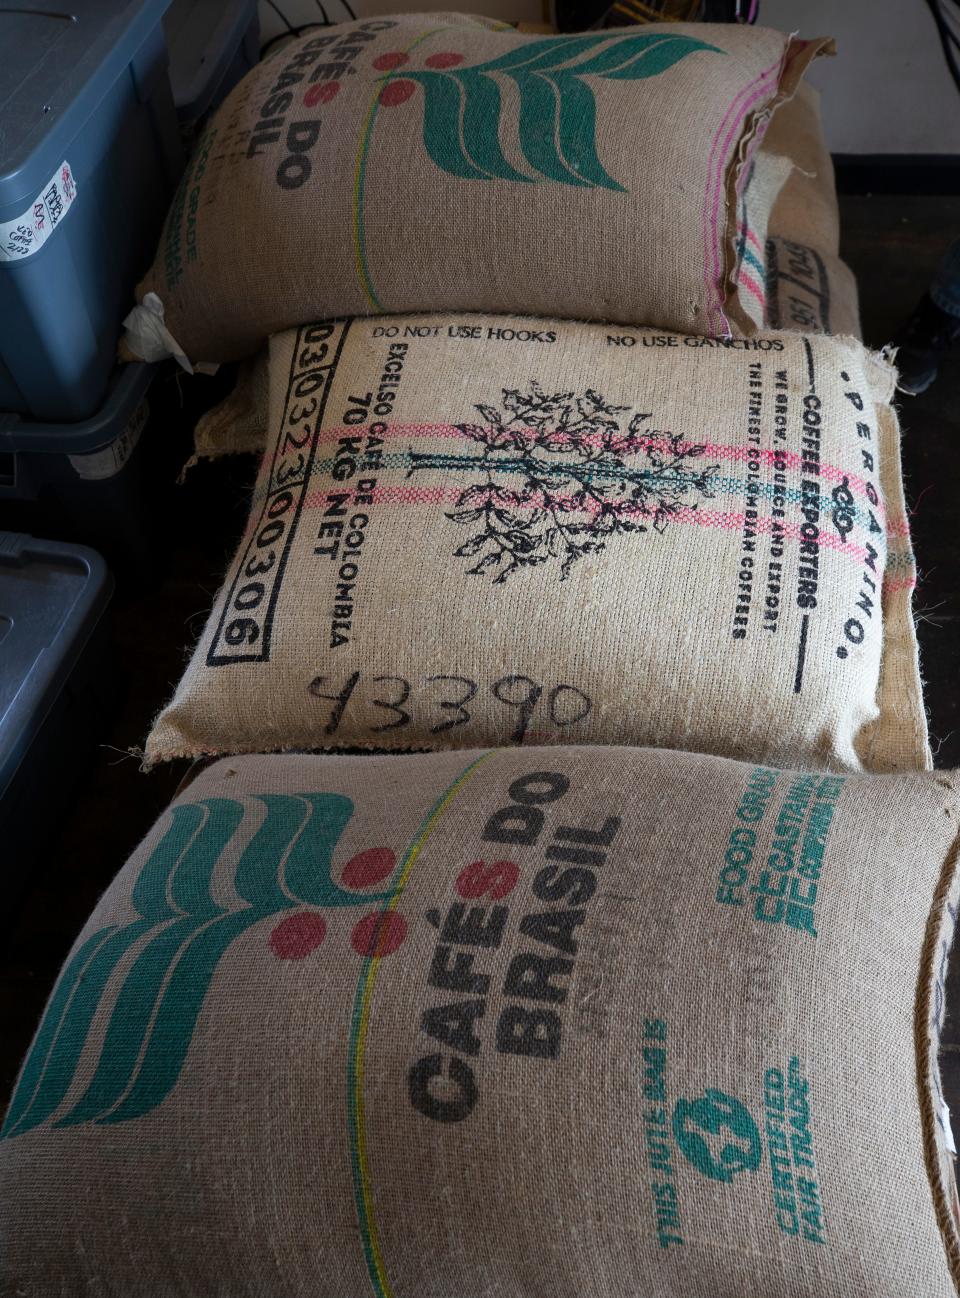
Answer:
top-left (4, 16), bottom-right (959, 1298)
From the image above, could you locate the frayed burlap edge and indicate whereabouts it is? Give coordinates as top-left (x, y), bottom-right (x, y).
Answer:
top-left (857, 390), bottom-right (932, 772)
top-left (721, 35), bottom-right (836, 338)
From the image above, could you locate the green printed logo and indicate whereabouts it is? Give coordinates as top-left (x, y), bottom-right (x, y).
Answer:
top-left (717, 770), bottom-right (845, 939)
top-left (354, 29), bottom-right (720, 309)
top-left (672, 1088), bottom-right (763, 1184)
top-left (1, 794), bottom-right (414, 1139)
top-left (371, 32), bottom-right (721, 191)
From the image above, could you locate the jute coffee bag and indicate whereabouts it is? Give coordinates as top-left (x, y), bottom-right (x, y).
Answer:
top-left (183, 349), bottom-right (270, 473)
top-left (760, 83), bottom-right (861, 338)
top-left (733, 149), bottom-right (793, 332)
top-left (765, 84), bottom-right (840, 255)
top-left (180, 86), bottom-right (854, 470)
top-left (765, 235), bottom-right (861, 339)
top-left (126, 17), bottom-right (830, 366)
top-left (3, 748), bottom-right (959, 1296)
top-left (148, 315), bottom-right (926, 772)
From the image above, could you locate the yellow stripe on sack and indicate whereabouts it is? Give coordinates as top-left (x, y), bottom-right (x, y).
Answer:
top-left (348, 750), bottom-right (497, 1297)
top-left (352, 28), bottom-right (445, 313)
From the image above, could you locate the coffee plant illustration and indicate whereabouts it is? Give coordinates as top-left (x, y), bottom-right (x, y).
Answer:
top-left (373, 31), bottom-right (722, 190)
top-left (407, 383), bottom-right (719, 583)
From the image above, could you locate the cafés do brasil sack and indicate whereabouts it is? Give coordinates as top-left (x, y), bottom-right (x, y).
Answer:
top-left (125, 16), bottom-right (831, 366)
top-left (147, 315), bottom-right (927, 773)
top-left (184, 80), bottom-right (858, 474)
top-left (2, 747), bottom-right (958, 1296)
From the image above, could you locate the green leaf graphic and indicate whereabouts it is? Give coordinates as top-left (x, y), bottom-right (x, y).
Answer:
top-left (400, 31), bottom-right (721, 190)
top-left (469, 32), bottom-right (615, 74)
top-left (409, 69), bottom-right (489, 180)
top-left (517, 74), bottom-right (596, 188)
top-left (2, 791), bottom-right (409, 1137)
top-left (552, 73), bottom-right (620, 190)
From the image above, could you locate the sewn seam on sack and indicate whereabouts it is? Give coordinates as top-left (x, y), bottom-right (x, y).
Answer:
top-left (702, 55), bottom-right (784, 337)
top-left (914, 794), bottom-right (960, 1292)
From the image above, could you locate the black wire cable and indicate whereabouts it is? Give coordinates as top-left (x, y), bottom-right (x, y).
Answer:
top-left (260, 21), bottom-right (329, 57)
top-left (925, 0), bottom-right (960, 95)
top-left (263, 0), bottom-right (297, 35)
top-left (942, 0), bottom-right (960, 38)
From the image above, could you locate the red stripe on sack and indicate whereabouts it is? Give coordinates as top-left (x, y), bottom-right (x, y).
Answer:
top-left (737, 222), bottom-right (766, 255)
top-left (315, 424), bottom-right (885, 512)
top-left (703, 61), bottom-right (782, 334)
top-left (301, 484), bottom-right (884, 565)
top-left (737, 269), bottom-right (767, 308)
top-left (883, 576), bottom-right (918, 593)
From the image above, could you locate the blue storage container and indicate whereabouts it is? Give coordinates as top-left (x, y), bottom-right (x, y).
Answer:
top-left (0, 362), bottom-right (156, 573)
top-left (163, 0), bottom-right (260, 133)
top-left (0, 1), bottom-right (183, 422)
top-left (0, 533), bottom-right (115, 873)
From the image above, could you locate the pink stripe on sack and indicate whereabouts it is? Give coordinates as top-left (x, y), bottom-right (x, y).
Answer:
top-left (702, 59), bottom-right (783, 334)
top-left (706, 68), bottom-right (780, 330)
top-left (316, 423), bottom-right (884, 512)
top-left (301, 484), bottom-right (881, 564)
top-left (883, 576), bottom-right (917, 594)
top-left (737, 223), bottom-right (765, 255)
top-left (737, 269), bottom-right (767, 308)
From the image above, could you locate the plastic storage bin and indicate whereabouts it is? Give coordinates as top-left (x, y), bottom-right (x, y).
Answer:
top-left (0, 1), bottom-right (183, 422)
top-left (0, 533), bottom-right (114, 874)
top-left (163, 0), bottom-right (260, 133)
top-left (0, 362), bottom-right (156, 572)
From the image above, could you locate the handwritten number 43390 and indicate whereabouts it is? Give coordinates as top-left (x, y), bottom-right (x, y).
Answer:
top-left (307, 671), bottom-right (592, 743)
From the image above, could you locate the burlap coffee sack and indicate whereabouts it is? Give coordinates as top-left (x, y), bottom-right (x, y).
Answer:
top-left (126, 17), bottom-right (830, 368)
top-left (759, 83), bottom-right (861, 338)
top-left (146, 315), bottom-right (926, 773)
top-left (765, 235), bottom-right (861, 339)
top-left (3, 747), bottom-right (959, 1297)
top-left (183, 351), bottom-right (271, 474)
top-left (765, 83), bottom-right (839, 255)
top-left (733, 150), bottom-right (793, 332)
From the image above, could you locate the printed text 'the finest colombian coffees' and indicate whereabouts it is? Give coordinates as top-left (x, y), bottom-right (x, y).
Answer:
top-left (147, 317), bottom-right (926, 772)
top-left (2, 748), bottom-right (959, 1295)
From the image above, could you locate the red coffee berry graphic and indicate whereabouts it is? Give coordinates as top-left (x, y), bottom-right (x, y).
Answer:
top-left (456, 859), bottom-right (520, 900)
top-left (373, 52), bottom-right (409, 71)
top-left (425, 52), bottom-right (464, 68)
top-left (270, 912), bottom-right (327, 960)
top-left (342, 846), bottom-right (397, 889)
top-left (379, 80), bottom-right (416, 107)
top-left (351, 911), bottom-right (408, 957)
top-left (304, 81), bottom-right (340, 107)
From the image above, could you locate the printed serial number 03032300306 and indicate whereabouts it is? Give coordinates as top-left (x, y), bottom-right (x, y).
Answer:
top-left (307, 671), bottom-right (593, 743)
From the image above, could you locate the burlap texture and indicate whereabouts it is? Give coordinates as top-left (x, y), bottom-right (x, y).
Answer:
top-left (147, 315), bottom-right (927, 773)
top-left (184, 351), bottom-right (271, 473)
top-left (182, 80), bottom-right (853, 470)
top-left (734, 149), bottom-right (794, 332)
top-left (765, 84), bottom-right (839, 255)
top-left (131, 17), bottom-right (830, 366)
top-left (2, 747), bottom-right (959, 1297)
top-left (760, 84), bottom-right (861, 338)
top-left (765, 236), bottom-right (861, 340)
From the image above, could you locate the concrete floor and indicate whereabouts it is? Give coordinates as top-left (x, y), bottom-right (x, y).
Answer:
top-left (2, 194), bottom-right (960, 1126)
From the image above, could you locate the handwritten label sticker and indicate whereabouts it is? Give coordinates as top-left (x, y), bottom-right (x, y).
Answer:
top-left (0, 162), bottom-right (77, 263)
